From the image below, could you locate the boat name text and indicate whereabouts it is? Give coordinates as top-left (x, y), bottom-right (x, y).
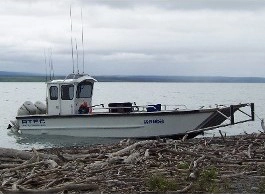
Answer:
top-left (144, 119), bottom-right (164, 125)
top-left (21, 119), bottom-right (46, 127)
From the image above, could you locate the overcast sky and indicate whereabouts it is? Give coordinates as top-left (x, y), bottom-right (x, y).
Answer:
top-left (0, 0), bottom-right (265, 77)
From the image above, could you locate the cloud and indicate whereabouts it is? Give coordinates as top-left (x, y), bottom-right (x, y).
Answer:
top-left (78, 0), bottom-right (265, 11)
top-left (0, 0), bottom-right (265, 76)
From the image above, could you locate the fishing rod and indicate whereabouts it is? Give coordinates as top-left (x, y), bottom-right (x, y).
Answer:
top-left (48, 49), bottom-right (51, 81)
top-left (50, 49), bottom-right (54, 80)
top-left (75, 38), bottom-right (79, 74)
top-left (81, 8), bottom-right (85, 74)
top-left (70, 6), bottom-right (75, 73)
top-left (44, 49), bottom-right (47, 82)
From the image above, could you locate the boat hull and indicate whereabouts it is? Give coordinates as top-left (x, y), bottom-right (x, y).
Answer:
top-left (15, 110), bottom-right (214, 138)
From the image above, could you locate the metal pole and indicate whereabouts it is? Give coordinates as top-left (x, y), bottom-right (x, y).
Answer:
top-left (251, 103), bottom-right (255, 121)
top-left (230, 105), bottom-right (235, 125)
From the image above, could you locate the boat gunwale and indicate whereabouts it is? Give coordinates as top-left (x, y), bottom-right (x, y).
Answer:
top-left (16, 107), bottom-right (227, 119)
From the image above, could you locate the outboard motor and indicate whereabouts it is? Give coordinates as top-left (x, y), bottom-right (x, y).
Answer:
top-left (17, 101), bottom-right (37, 116)
top-left (34, 101), bottom-right (46, 114)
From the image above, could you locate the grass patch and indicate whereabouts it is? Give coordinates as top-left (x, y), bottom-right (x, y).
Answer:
top-left (177, 161), bottom-right (189, 169)
top-left (258, 179), bottom-right (265, 193)
top-left (195, 167), bottom-right (219, 192)
top-left (146, 173), bottom-right (179, 192)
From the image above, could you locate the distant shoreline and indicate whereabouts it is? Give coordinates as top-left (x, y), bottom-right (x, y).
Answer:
top-left (1, 75), bottom-right (265, 83)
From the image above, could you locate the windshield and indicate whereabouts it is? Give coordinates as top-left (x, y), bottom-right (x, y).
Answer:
top-left (76, 81), bottom-right (93, 98)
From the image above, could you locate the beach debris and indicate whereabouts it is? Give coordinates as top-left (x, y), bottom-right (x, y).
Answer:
top-left (0, 133), bottom-right (265, 193)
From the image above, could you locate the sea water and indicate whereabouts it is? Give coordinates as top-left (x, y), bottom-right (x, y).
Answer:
top-left (1, 82), bottom-right (264, 149)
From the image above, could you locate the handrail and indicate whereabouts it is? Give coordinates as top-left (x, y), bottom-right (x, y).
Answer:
top-left (89, 103), bottom-right (253, 114)
top-left (91, 104), bottom-right (189, 112)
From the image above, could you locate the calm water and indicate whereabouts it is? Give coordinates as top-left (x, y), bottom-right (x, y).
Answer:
top-left (1, 82), bottom-right (264, 149)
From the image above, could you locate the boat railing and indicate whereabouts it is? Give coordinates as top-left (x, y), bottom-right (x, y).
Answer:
top-left (88, 103), bottom-right (238, 113)
top-left (91, 103), bottom-right (188, 113)
top-left (161, 104), bottom-right (188, 110)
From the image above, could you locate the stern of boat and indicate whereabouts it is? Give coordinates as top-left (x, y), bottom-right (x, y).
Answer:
top-left (7, 120), bottom-right (20, 134)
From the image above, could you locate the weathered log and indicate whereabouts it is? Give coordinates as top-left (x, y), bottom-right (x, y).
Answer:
top-left (0, 187), bottom-right (22, 194)
top-left (193, 155), bottom-right (205, 169)
top-left (220, 171), bottom-right (257, 179)
top-left (247, 143), bottom-right (253, 159)
top-left (110, 140), bottom-right (155, 157)
top-left (45, 177), bottom-right (73, 188)
top-left (124, 152), bottom-right (140, 164)
top-left (0, 148), bottom-right (59, 162)
top-left (0, 164), bottom-right (22, 169)
top-left (1, 183), bottom-right (98, 193)
top-left (86, 164), bottom-right (129, 177)
top-left (44, 159), bottom-right (58, 169)
top-left (167, 182), bottom-right (193, 193)
top-left (144, 149), bottom-right (150, 158)
top-left (164, 149), bottom-right (200, 157)
top-left (1, 161), bottom-right (45, 173)
top-left (1, 177), bottom-right (12, 187)
top-left (0, 158), bottom-right (24, 163)
top-left (209, 157), bottom-right (242, 165)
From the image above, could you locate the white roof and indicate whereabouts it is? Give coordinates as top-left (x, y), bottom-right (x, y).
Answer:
top-left (48, 74), bottom-right (97, 84)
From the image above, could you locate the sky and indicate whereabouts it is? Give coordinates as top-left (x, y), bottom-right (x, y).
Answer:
top-left (0, 0), bottom-right (265, 77)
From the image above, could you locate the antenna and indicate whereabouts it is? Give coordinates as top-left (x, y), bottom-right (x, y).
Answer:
top-left (50, 49), bottom-right (54, 80)
top-left (48, 49), bottom-right (51, 81)
top-left (75, 38), bottom-right (79, 74)
top-left (44, 49), bottom-right (47, 82)
top-left (70, 6), bottom-right (75, 73)
top-left (81, 8), bottom-right (85, 73)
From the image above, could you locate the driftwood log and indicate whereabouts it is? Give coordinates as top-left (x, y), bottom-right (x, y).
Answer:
top-left (1, 133), bottom-right (265, 193)
top-left (0, 148), bottom-right (59, 162)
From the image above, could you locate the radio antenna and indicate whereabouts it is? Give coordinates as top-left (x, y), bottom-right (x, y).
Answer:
top-left (44, 49), bottom-right (47, 82)
top-left (50, 49), bottom-right (54, 80)
top-left (48, 49), bottom-right (51, 80)
top-left (70, 6), bottom-right (75, 73)
top-left (75, 38), bottom-right (79, 74)
top-left (81, 8), bottom-right (85, 73)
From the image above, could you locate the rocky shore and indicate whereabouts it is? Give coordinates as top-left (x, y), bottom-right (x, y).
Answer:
top-left (1, 132), bottom-right (265, 193)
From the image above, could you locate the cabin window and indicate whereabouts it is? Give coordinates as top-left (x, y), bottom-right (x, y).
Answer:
top-left (49, 86), bottom-right (58, 100)
top-left (77, 82), bottom-right (93, 98)
top-left (61, 84), bottom-right (74, 100)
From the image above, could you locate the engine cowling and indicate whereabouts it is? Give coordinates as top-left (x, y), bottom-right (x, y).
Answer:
top-left (34, 101), bottom-right (46, 114)
top-left (17, 101), bottom-right (37, 116)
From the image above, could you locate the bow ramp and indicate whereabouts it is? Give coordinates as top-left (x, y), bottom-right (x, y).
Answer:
top-left (188, 103), bottom-right (255, 136)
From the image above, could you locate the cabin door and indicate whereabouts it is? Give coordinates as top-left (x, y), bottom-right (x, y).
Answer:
top-left (48, 85), bottom-right (60, 115)
top-left (59, 84), bottom-right (75, 115)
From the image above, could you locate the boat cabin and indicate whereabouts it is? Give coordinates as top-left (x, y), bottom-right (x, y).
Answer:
top-left (46, 74), bottom-right (97, 115)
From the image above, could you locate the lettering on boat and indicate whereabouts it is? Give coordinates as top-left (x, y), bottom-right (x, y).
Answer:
top-left (21, 119), bottom-right (46, 127)
top-left (144, 119), bottom-right (164, 125)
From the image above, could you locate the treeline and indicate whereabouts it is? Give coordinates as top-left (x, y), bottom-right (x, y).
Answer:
top-left (1, 75), bottom-right (265, 83)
